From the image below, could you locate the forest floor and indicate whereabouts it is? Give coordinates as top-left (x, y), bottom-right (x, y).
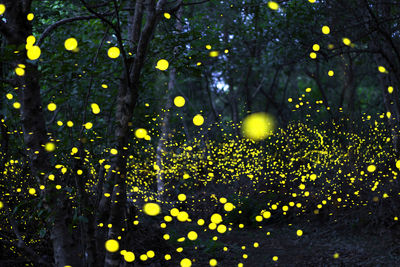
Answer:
top-left (162, 214), bottom-right (400, 267)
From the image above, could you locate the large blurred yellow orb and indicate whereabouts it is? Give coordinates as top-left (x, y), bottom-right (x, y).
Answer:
top-left (241, 112), bottom-right (275, 141)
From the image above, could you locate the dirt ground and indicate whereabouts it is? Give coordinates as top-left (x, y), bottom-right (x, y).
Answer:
top-left (164, 218), bottom-right (400, 267)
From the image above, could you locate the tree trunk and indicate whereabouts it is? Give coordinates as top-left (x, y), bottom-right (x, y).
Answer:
top-left (103, 1), bottom-right (169, 266)
top-left (0, 35), bottom-right (9, 176)
top-left (1, 1), bottom-right (80, 266)
top-left (155, 71), bottom-right (174, 197)
top-left (155, 6), bottom-right (182, 197)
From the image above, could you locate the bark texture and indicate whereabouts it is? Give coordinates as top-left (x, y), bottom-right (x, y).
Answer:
top-left (1, 1), bottom-right (80, 266)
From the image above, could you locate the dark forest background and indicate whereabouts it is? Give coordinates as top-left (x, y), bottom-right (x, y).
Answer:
top-left (2, 0), bottom-right (400, 266)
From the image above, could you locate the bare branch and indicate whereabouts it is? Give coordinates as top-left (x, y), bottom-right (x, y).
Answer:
top-left (86, 1), bottom-right (111, 9)
top-left (37, 15), bottom-right (100, 46)
top-left (80, 0), bottom-right (117, 31)
top-left (183, 0), bottom-right (209, 6)
top-left (204, 73), bottom-right (219, 120)
top-left (129, 0), bottom-right (144, 46)
top-left (161, 0), bottom-right (183, 14)
top-left (251, 77), bottom-right (266, 99)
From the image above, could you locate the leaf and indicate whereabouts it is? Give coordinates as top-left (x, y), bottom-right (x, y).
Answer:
top-left (39, 228), bottom-right (47, 238)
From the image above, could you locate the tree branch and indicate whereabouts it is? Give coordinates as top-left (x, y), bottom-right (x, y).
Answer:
top-left (251, 77), bottom-right (266, 99)
top-left (38, 15), bottom-right (106, 46)
top-left (161, 0), bottom-right (183, 14)
top-left (183, 0), bottom-right (209, 6)
top-left (129, 0), bottom-right (144, 46)
top-left (80, 0), bottom-right (118, 32)
top-left (80, 0), bottom-right (132, 91)
top-left (204, 73), bottom-right (219, 120)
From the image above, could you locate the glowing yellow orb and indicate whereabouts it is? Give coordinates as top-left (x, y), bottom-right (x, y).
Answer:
top-left (342, 38), bottom-right (351, 46)
top-left (268, 1), bottom-right (279, 10)
top-left (187, 231), bottom-right (198, 240)
top-left (140, 254), bottom-right (148, 261)
top-left (333, 253), bottom-right (339, 259)
top-left (91, 103), bottom-right (100, 114)
top-left (84, 122), bottom-right (93, 130)
top-left (156, 59), bottom-right (169, 71)
top-left (28, 188), bottom-right (36, 195)
top-left (27, 13), bottom-right (34, 21)
top-left (124, 251), bottom-right (135, 262)
top-left (143, 203), bottom-right (161, 216)
top-left (108, 47), bottom-right (120, 58)
top-left (209, 51), bottom-right (219, 57)
top-left (147, 250), bottom-right (155, 258)
top-left (217, 224), bottom-right (227, 233)
top-left (13, 102), bottom-right (21, 109)
top-left (263, 211), bottom-right (271, 219)
top-left (174, 96), bottom-right (185, 107)
top-left (193, 114), bottom-right (204, 126)
top-left (135, 128), bottom-right (147, 139)
top-left (177, 211), bottom-right (189, 222)
top-left (322, 26), bottom-right (330, 34)
top-left (396, 160), bottom-right (400, 170)
top-left (224, 203), bottom-right (234, 211)
top-left (367, 165), bottom-right (376, 172)
top-left (296, 229), bottom-right (303, 236)
top-left (64, 38), bottom-right (78, 51)
top-left (45, 142), bottom-right (56, 152)
top-left (210, 213), bottom-right (222, 224)
top-left (27, 45), bottom-right (41, 60)
top-left (105, 239), bottom-right (119, 253)
top-left (47, 102), bottom-right (57, 111)
top-left (170, 208), bottom-right (179, 216)
top-left (15, 68), bottom-right (25, 76)
top-left (242, 112), bottom-right (275, 141)
top-left (178, 194), bottom-right (186, 201)
top-left (180, 258), bottom-right (192, 267)
top-left (378, 66), bottom-right (387, 73)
